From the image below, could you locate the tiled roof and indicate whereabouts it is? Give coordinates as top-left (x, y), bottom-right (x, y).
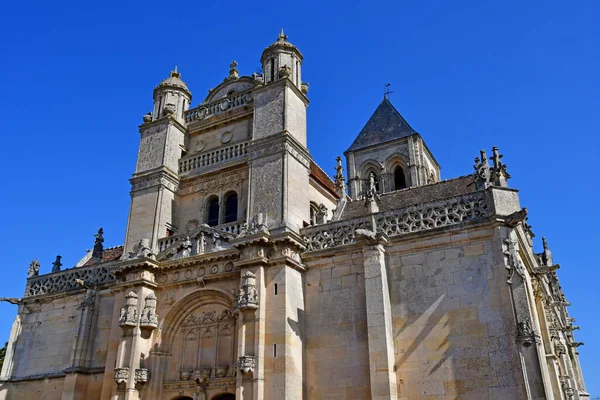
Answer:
top-left (310, 161), bottom-right (340, 199)
top-left (82, 245), bottom-right (124, 267)
top-left (341, 174), bottom-right (477, 220)
top-left (346, 98), bottom-right (417, 152)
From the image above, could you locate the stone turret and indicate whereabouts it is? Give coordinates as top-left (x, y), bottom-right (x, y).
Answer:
top-left (260, 29), bottom-right (303, 89)
top-left (151, 66), bottom-right (191, 125)
top-left (124, 67), bottom-right (190, 255)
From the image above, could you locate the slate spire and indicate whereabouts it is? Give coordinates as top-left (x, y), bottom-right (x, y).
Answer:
top-left (347, 98), bottom-right (417, 152)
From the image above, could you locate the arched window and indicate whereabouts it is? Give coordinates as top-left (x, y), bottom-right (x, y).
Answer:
top-left (394, 166), bottom-right (407, 190)
top-left (207, 196), bottom-right (219, 226)
top-left (223, 192), bottom-right (238, 223)
top-left (365, 170), bottom-right (380, 194)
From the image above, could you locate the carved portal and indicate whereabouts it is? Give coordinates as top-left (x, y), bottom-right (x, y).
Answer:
top-left (172, 304), bottom-right (236, 382)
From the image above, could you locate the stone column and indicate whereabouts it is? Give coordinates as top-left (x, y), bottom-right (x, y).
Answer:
top-left (357, 231), bottom-right (397, 400)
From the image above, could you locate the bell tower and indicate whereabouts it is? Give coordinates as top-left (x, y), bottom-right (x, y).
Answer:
top-left (249, 31), bottom-right (310, 230)
top-left (123, 68), bottom-right (191, 255)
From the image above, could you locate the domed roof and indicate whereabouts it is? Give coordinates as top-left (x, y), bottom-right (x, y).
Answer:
top-left (154, 66), bottom-right (191, 96)
top-left (261, 30), bottom-right (303, 62)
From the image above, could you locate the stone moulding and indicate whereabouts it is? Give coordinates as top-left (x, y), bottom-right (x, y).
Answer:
top-left (301, 191), bottom-right (488, 251)
top-left (25, 264), bottom-right (115, 298)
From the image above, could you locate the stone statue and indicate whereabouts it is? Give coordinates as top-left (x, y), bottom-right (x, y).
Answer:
top-left (27, 259), bottom-right (40, 278)
top-left (92, 228), bottom-right (104, 264)
top-left (182, 236), bottom-right (192, 257)
top-left (52, 255), bottom-right (63, 273)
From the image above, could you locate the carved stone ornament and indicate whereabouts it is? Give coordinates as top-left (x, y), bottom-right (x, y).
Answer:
top-left (237, 355), bottom-right (256, 377)
top-left (301, 81), bottom-right (309, 94)
top-left (119, 291), bottom-right (139, 328)
top-left (163, 103), bottom-right (176, 115)
top-left (134, 368), bottom-right (149, 384)
top-left (503, 238), bottom-right (526, 284)
top-left (490, 145), bottom-right (511, 187)
top-left (473, 150), bottom-right (491, 190)
top-left (554, 342), bottom-right (566, 356)
top-left (92, 227), bottom-right (104, 264)
top-left (52, 255), bottom-right (63, 273)
top-left (27, 259), bottom-right (40, 278)
top-left (516, 319), bottom-right (539, 347)
top-left (128, 238), bottom-right (155, 260)
top-left (316, 203), bottom-right (328, 225)
top-left (235, 271), bottom-right (259, 312)
top-left (279, 65), bottom-right (292, 79)
top-left (114, 367), bottom-right (129, 384)
top-left (139, 293), bottom-right (159, 329)
top-left (334, 156), bottom-right (346, 196)
top-left (239, 213), bottom-right (269, 237)
top-left (143, 112), bottom-right (152, 124)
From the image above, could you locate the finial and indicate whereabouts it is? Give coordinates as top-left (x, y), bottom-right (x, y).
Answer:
top-left (52, 255), bottom-right (63, 273)
top-left (278, 29), bottom-right (288, 42)
top-left (334, 156), bottom-right (346, 196)
top-left (542, 236), bottom-right (548, 250)
top-left (473, 150), bottom-right (491, 190)
top-left (228, 60), bottom-right (239, 80)
top-left (384, 83), bottom-right (393, 100)
top-left (170, 65), bottom-right (180, 78)
top-left (490, 145), bottom-right (511, 187)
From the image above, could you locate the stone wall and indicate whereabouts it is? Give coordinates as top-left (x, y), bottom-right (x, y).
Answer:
top-left (302, 224), bottom-right (529, 399)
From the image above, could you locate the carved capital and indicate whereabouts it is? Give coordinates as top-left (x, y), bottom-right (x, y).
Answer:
top-left (237, 355), bottom-right (255, 377)
top-left (114, 367), bottom-right (129, 384)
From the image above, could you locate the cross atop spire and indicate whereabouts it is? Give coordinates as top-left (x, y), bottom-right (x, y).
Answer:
top-left (278, 29), bottom-right (288, 42)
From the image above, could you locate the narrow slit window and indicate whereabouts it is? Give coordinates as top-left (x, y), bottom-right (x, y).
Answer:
top-left (274, 283), bottom-right (278, 295)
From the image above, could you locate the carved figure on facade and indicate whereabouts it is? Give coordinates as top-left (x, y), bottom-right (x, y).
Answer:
top-left (119, 291), bottom-right (139, 328)
top-left (139, 293), bottom-right (158, 329)
top-left (142, 112), bottom-right (152, 124)
top-left (239, 213), bottom-right (269, 236)
top-left (92, 228), bottom-right (104, 264)
top-left (516, 319), bottom-right (538, 347)
top-left (51, 255), bottom-right (63, 273)
top-left (237, 355), bottom-right (255, 377)
top-left (235, 271), bottom-right (259, 312)
top-left (316, 203), bottom-right (328, 225)
top-left (129, 238), bottom-right (155, 259)
top-left (27, 259), bottom-right (40, 278)
top-left (503, 238), bottom-right (526, 284)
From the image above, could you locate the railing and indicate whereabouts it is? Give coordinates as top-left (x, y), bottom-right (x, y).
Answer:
top-left (179, 141), bottom-right (249, 174)
top-left (301, 191), bottom-right (488, 251)
top-left (157, 221), bottom-right (244, 253)
top-left (185, 91), bottom-right (253, 123)
top-left (218, 221), bottom-right (243, 235)
top-left (25, 264), bottom-right (115, 297)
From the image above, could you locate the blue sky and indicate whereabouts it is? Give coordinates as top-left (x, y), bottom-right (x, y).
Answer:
top-left (0, 0), bottom-right (598, 395)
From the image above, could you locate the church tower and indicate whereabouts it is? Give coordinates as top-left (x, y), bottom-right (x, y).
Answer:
top-left (345, 97), bottom-right (440, 200)
top-left (123, 68), bottom-right (191, 254)
top-left (248, 30), bottom-right (310, 230)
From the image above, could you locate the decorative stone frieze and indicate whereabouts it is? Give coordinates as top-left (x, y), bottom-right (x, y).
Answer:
top-left (119, 291), bottom-right (139, 328)
top-left (139, 293), bottom-right (158, 329)
top-left (25, 264), bottom-right (115, 297)
top-left (235, 272), bottom-right (259, 312)
top-left (114, 367), bottom-right (129, 384)
top-left (237, 355), bottom-right (255, 377)
top-left (302, 191), bottom-right (488, 252)
top-left (134, 368), bottom-right (149, 384)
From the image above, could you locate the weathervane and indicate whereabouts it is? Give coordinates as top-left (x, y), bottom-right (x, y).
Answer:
top-left (384, 83), bottom-right (393, 100)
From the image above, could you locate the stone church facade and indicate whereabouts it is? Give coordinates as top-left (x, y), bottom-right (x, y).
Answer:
top-left (0, 32), bottom-right (589, 400)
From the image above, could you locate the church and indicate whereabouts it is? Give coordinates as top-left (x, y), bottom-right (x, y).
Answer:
top-left (0, 31), bottom-right (589, 400)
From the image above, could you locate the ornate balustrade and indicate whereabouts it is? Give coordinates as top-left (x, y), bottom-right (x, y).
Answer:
top-left (179, 141), bottom-right (249, 174)
top-left (301, 191), bottom-right (488, 251)
top-left (25, 264), bottom-right (115, 297)
top-left (185, 90), bottom-right (253, 123)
